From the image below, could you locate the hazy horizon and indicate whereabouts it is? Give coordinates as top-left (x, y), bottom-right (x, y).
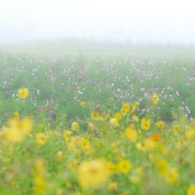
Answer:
top-left (1, 0), bottom-right (195, 45)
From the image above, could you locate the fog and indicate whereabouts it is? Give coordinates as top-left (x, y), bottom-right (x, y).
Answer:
top-left (1, 0), bottom-right (195, 44)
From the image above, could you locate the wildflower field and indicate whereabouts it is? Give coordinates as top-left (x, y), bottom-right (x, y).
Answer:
top-left (1, 46), bottom-right (195, 195)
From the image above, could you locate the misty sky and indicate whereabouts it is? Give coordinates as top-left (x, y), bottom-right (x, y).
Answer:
top-left (0, 0), bottom-right (195, 44)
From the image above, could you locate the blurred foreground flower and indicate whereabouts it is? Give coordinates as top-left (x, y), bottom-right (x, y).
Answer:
top-left (6, 117), bottom-right (33, 143)
top-left (78, 159), bottom-right (110, 189)
top-left (187, 185), bottom-right (195, 195)
top-left (107, 182), bottom-right (118, 191)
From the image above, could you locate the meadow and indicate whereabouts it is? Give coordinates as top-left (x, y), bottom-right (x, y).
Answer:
top-left (1, 41), bottom-right (195, 195)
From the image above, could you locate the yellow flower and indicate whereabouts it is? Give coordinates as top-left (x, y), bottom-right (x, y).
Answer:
top-left (63, 130), bottom-right (72, 139)
top-left (152, 94), bottom-right (159, 105)
top-left (148, 133), bottom-right (161, 142)
top-left (120, 107), bottom-right (127, 116)
top-left (141, 117), bottom-right (151, 130)
top-left (66, 182), bottom-right (73, 189)
top-left (107, 182), bottom-right (118, 191)
top-left (97, 140), bottom-right (103, 148)
top-left (187, 185), bottom-right (195, 195)
top-left (18, 88), bottom-right (29, 99)
top-left (78, 159), bottom-right (110, 189)
top-left (155, 158), bottom-right (169, 176)
top-left (80, 101), bottom-right (86, 107)
top-left (125, 127), bottom-right (138, 142)
top-left (34, 175), bottom-right (46, 195)
top-left (71, 122), bottom-right (79, 132)
top-left (156, 120), bottom-right (165, 131)
top-left (20, 117), bottom-right (33, 134)
top-left (36, 132), bottom-right (48, 145)
top-left (111, 143), bottom-right (119, 153)
top-left (33, 159), bottom-right (46, 195)
top-left (81, 138), bottom-right (90, 153)
top-left (57, 151), bottom-right (64, 161)
top-left (6, 127), bottom-right (24, 142)
top-left (117, 160), bottom-right (132, 174)
top-left (121, 192), bottom-right (129, 195)
top-left (69, 159), bottom-right (79, 170)
top-left (142, 138), bottom-right (156, 151)
top-left (135, 143), bottom-right (143, 151)
top-left (91, 110), bottom-right (100, 121)
top-left (6, 117), bottom-right (33, 142)
top-left (132, 115), bottom-right (139, 122)
top-left (56, 188), bottom-right (63, 195)
top-left (131, 102), bottom-right (139, 114)
top-left (114, 112), bottom-right (122, 121)
top-left (185, 128), bottom-right (195, 140)
top-left (122, 103), bottom-right (130, 113)
top-left (88, 122), bottom-right (95, 132)
top-left (7, 117), bottom-right (32, 135)
top-left (66, 136), bottom-right (80, 152)
top-left (164, 167), bottom-right (178, 184)
top-left (100, 113), bottom-right (109, 121)
top-left (173, 124), bottom-right (180, 134)
top-left (107, 162), bottom-right (117, 173)
top-left (13, 111), bottom-right (19, 120)
top-left (34, 159), bottom-right (45, 175)
top-left (109, 118), bottom-right (119, 127)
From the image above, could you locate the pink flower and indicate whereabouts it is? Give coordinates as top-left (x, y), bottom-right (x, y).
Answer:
top-left (49, 110), bottom-right (54, 114)
top-left (140, 88), bottom-right (145, 92)
top-left (150, 88), bottom-right (154, 92)
top-left (50, 99), bottom-right (54, 104)
top-left (176, 91), bottom-right (180, 96)
top-left (95, 103), bottom-right (100, 108)
top-left (37, 108), bottom-right (42, 113)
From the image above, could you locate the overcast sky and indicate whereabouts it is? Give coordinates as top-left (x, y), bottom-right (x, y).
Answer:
top-left (0, 0), bottom-right (195, 44)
